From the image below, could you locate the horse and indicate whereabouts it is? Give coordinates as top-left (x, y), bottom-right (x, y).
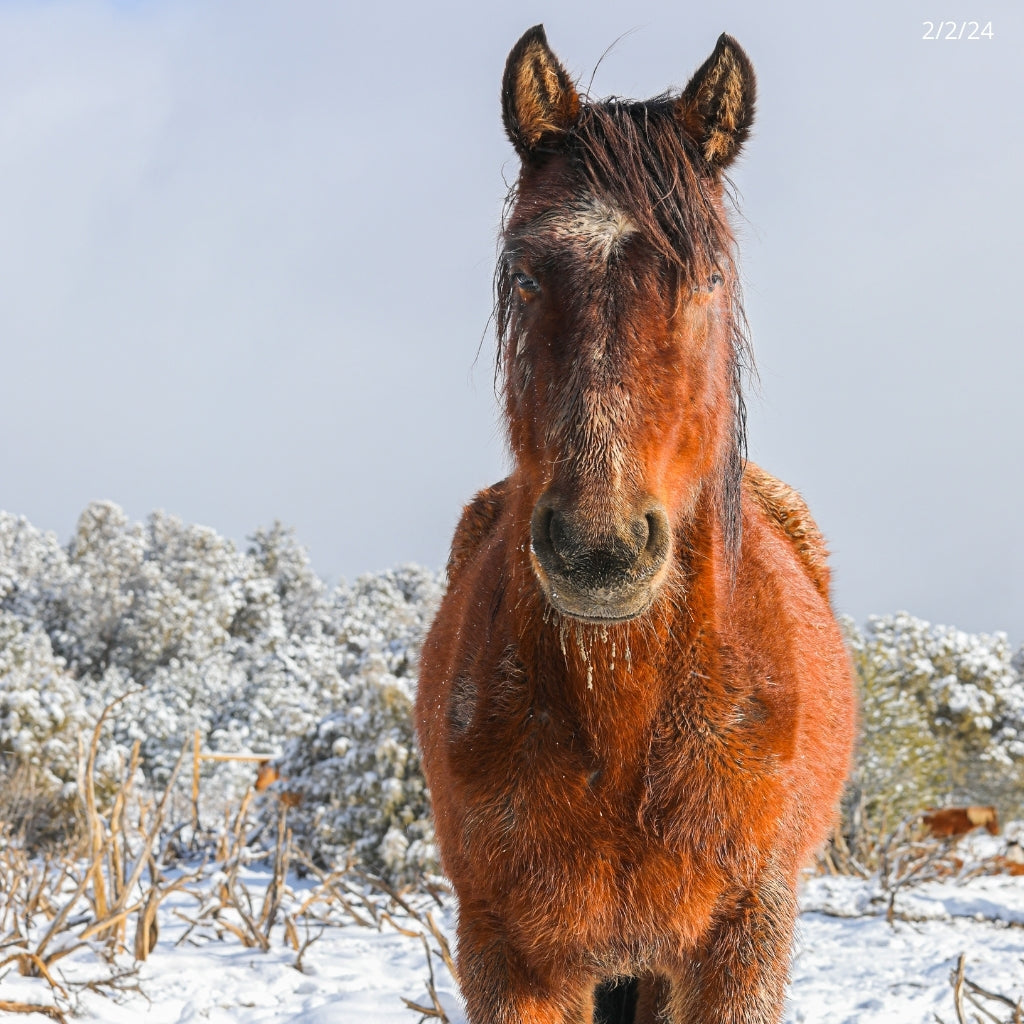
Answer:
top-left (921, 805), bottom-right (1000, 839)
top-left (415, 25), bottom-right (857, 1024)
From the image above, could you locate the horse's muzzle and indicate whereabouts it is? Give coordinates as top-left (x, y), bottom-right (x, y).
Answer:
top-left (529, 494), bottom-right (672, 622)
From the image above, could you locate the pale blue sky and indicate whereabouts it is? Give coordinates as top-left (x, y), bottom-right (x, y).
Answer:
top-left (1, 1), bottom-right (1021, 640)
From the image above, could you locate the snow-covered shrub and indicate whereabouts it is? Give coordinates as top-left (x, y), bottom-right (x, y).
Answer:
top-left (266, 567), bottom-right (442, 881)
top-left (844, 612), bottom-right (1024, 834)
top-left (1, 503), bottom-right (443, 874)
top-left (0, 513), bottom-right (131, 833)
top-left (0, 610), bottom-right (129, 845)
top-left (1, 505), bottom-right (342, 791)
top-left (0, 611), bottom-right (92, 791)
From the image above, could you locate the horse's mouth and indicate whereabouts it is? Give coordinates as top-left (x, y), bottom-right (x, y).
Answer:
top-left (538, 572), bottom-right (660, 624)
top-left (555, 606), bottom-right (650, 625)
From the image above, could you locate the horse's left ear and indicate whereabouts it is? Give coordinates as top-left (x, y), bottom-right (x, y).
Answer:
top-left (502, 25), bottom-right (581, 160)
top-left (676, 34), bottom-right (756, 170)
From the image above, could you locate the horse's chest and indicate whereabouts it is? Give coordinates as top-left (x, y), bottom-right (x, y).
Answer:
top-left (463, 676), bottom-right (742, 841)
top-left (449, 692), bottom-right (742, 957)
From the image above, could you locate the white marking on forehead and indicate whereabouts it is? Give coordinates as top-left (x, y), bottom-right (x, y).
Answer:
top-left (537, 196), bottom-right (635, 261)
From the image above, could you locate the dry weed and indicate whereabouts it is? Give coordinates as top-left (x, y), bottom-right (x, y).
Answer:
top-left (939, 952), bottom-right (1023, 1024)
top-left (0, 698), bottom-right (460, 1021)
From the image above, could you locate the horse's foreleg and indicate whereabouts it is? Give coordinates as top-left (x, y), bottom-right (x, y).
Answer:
top-left (456, 911), bottom-right (594, 1024)
top-left (669, 868), bottom-right (798, 1024)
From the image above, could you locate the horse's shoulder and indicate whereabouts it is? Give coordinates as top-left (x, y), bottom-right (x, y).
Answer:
top-left (742, 462), bottom-right (831, 601)
top-left (446, 478), bottom-right (510, 583)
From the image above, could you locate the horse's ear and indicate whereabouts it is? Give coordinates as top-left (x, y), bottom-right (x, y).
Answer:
top-left (502, 25), bottom-right (581, 160)
top-left (677, 34), bottom-right (756, 170)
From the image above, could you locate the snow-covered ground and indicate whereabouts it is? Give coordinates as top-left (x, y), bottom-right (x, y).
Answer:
top-left (792, 872), bottom-right (1023, 1023)
top-left (2, 861), bottom-right (1021, 1023)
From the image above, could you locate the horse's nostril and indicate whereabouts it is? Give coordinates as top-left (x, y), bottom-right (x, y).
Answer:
top-left (643, 513), bottom-right (656, 552)
top-left (644, 508), bottom-right (670, 560)
top-left (531, 501), bottom-right (564, 567)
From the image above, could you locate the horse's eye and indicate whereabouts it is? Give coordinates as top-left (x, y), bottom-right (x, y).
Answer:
top-left (691, 268), bottom-right (725, 296)
top-left (512, 271), bottom-right (541, 296)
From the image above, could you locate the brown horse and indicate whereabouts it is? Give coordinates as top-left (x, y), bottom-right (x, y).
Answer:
top-left (416, 25), bottom-right (856, 1024)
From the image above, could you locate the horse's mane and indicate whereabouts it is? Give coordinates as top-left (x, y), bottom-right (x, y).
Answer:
top-left (494, 95), bottom-right (753, 563)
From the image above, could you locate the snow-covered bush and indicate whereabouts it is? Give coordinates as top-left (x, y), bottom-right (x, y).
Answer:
top-left (1, 503), bottom-right (442, 875)
top-left (0, 609), bottom-right (131, 847)
top-left (266, 567), bottom-right (442, 881)
top-left (0, 611), bottom-right (96, 792)
top-left (844, 612), bottom-right (1024, 834)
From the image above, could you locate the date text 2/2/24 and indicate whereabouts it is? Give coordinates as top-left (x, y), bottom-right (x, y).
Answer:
top-left (922, 21), bottom-right (994, 39)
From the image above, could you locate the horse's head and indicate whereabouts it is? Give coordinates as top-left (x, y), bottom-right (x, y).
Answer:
top-left (498, 26), bottom-right (754, 624)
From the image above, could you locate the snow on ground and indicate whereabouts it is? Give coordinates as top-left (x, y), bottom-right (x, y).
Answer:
top-left (1, 866), bottom-right (1022, 1023)
top-left (792, 873), bottom-right (1024, 1023)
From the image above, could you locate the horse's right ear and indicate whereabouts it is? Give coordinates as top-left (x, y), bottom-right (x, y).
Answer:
top-left (502, 25), bottom-right (580, 160)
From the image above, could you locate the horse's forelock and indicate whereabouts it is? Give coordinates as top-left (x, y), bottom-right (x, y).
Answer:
top-left (570, 98), bottom-right (727, 278)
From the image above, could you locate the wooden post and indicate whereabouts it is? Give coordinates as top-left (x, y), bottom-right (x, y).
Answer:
top-left (189, 731), bottom-right (276, 837)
